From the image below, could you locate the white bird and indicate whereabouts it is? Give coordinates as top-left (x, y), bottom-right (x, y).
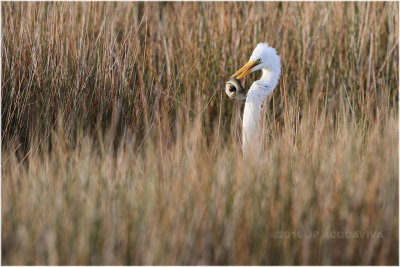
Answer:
top-left (225, 43), bottom-right (281, 155)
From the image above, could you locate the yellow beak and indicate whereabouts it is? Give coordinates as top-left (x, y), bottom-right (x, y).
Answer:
top-left (230, 59), bottom-right (261, 79)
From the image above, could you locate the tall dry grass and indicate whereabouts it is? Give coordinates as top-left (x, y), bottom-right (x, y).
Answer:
top-left (1, 2), bottom-right (399, 265)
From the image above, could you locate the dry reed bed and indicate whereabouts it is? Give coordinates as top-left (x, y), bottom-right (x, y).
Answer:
top-left (1, 2), bottom-right (399, 264)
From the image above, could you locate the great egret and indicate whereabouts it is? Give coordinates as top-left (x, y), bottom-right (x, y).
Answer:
top-left (225, 43), bottom-right (281, 155)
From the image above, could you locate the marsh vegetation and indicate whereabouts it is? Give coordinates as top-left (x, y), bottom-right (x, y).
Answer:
top-left (2, 2), bottom-right (398, 264)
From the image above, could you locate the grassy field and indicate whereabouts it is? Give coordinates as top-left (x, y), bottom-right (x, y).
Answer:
top-left (1, 2), bottom-right (399, 265)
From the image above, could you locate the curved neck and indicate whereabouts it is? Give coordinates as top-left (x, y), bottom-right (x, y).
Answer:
top-left (242, 68), bottom-right (278, 155)
top-left (260, 68), bottom-right (280, 89)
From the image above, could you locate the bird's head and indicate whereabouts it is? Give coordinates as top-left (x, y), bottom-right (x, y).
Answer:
top-left (225, 43), bottom-right (280, 100)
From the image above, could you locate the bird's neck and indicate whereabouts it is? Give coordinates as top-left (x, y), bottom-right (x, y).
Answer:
top-left (260, 68), bottom-right (280, 89)
top-left (242, 97), bottom-right (263, 155)
top-left (242, 68), bottom-right (278, 155)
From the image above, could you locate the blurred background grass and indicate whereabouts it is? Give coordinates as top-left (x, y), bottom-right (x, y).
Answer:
top-left (1, 2), bottom-right (399, 265)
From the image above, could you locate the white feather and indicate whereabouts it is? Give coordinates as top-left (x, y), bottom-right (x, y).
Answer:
top-left (242, 43), bottom-right (281, 155)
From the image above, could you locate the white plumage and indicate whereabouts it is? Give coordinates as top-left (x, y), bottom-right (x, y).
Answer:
top-left (225, 43), bottom-right (281, 155)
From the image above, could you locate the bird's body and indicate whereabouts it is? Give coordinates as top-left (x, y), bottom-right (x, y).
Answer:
top-left (225, 43), bottom-right (281, 155)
